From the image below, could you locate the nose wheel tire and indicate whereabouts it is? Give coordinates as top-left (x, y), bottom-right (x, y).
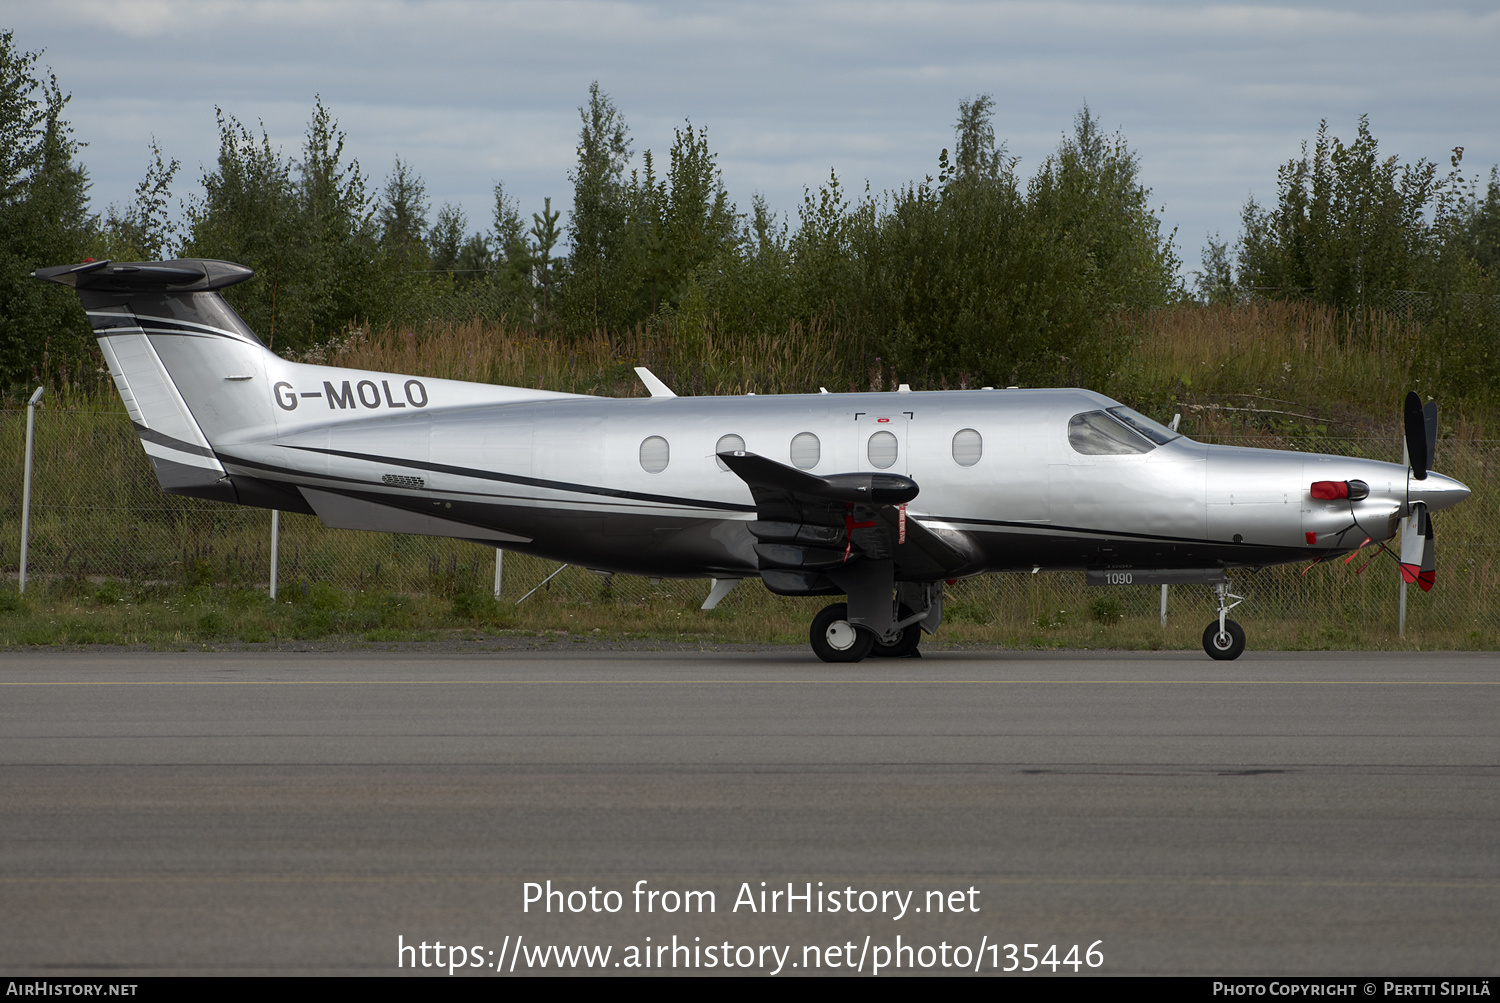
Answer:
top-left (810, 603), bottom-right (873, 663)
top-left (1202, 619), bottom-right (1246, 660)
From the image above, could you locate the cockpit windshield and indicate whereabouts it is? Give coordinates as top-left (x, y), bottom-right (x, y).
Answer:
top-left (1106, 406), bottom-right (1181, 445)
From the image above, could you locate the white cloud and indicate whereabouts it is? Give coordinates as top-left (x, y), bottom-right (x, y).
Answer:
top-left (7, 0), bottom-right (1497, 270)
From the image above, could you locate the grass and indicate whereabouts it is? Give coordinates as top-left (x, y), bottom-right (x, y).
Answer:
top-left (3, 560), bottom-right (1493, 651)
top-left (301, 313), bottom-right (849, 398)
top-left (1104, 300), bottom-right (1497, 440)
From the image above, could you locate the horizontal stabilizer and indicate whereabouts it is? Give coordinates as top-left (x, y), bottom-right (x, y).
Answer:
top-left (33, 259), bottom-right (254, 294)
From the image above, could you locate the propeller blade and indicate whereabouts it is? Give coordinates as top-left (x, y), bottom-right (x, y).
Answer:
top-left (1423, 400), bottom-right (1438, 473)
top-left (1399, 502), bottom-right (1426, 586)
top-left (1419, 513), bottom-right (1435, 592)
top-left (1404, 392), bottom-right (1430, 480)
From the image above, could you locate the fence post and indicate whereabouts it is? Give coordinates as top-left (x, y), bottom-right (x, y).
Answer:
top-left (494, 549), bottom-right (504, 599)
top-left (18, 386), bottom-right (43, 590)
top-left (18, 387), bottom-right (43, 594)
top-left (1160, 584), bottom-right (1168, 628)
top-left (1398, 579), bottom-right (1407, 637)
top-left (269, 510), bottom-right (280, 599)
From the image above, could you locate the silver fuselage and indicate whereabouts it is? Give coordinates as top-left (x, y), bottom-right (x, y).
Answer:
top-left (218, 373), bottom-right (1468, 581)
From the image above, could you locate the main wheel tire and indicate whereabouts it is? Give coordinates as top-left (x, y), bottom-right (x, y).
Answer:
top-left (869, 605), bottom-right (923, 658)
top-left (1202, 618), bottom-right (1247, 660)
top-left (810, 603), bottom-right (873, 663)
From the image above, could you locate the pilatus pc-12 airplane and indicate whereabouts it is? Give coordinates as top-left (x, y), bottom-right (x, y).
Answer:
top-left (36, 258), bottom-right (1471, 661)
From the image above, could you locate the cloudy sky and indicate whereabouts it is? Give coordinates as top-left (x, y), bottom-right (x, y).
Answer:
top-left (8, 1), bottom-right (1499, 277)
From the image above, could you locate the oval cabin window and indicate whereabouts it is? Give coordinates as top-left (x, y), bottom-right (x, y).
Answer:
top-left (640, 435), bottom-right (670, 473)
top-left (790, 431), bottom-right (821, 470)
top-left (867, 430), bottom-right (899, 469)
top-left (714, 433), bottom-right (745, 471)
top-left (952, 428), bottom-right (982, 466)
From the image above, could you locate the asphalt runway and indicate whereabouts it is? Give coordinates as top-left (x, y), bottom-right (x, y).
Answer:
top-left (1, 647), bottom-right (1496, 977)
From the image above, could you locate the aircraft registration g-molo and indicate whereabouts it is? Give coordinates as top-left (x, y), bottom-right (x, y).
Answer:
top-left (36, 258), bottom-right (1471, 661)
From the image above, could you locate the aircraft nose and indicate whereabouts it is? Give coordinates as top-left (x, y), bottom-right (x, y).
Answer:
top-left (1409, 471), bottom-right (1470, 512)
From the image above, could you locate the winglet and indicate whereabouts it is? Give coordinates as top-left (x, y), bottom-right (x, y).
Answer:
top-left (634, 367), bottom-right (677, 398)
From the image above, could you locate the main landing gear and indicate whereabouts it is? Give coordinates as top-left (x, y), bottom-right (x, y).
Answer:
top-left (1201, 580), bottom-right (1246, 660)
top-left (810, 603), bottom-right (872, 662)
top-left (809, 599), bottom-right (930, 663)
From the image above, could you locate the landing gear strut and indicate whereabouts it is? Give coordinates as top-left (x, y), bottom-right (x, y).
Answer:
top-left (1202, 580), bottom-right (1246, 660)
top-left (868, 604), bottom-right (923, 658)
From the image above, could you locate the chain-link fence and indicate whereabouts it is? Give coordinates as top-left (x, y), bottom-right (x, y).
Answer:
top-left (1243, 286), bottom-right (1500, 320)
top-left (4, 407), bottom-right (1497, 635)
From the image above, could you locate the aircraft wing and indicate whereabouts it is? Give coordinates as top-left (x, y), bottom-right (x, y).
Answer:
top-left (718, 451), bottom-right (973, 589)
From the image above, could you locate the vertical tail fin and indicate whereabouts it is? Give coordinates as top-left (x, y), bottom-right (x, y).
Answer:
top-left (34, 259), bottom-right (281, 504)
top-left (36, 258), bottom-right (577, 514)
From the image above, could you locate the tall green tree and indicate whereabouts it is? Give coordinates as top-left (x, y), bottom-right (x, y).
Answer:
top-left (373, 156), bottom-right (432, 319)
top-left (1194, 234), bottom-right (1235, 305)
top-left (491, 181), bottom-right (529, 272)
top-left (565, 81), bottom-right (632, 332)
top-left (529, 196), bottom-right (562, 321)
top-left (625, 122), bottom-right (740, 324)
top-left (0, 30), bottom-right (95, 388)
top-left (98, 137), bottom-right (180, 262)
top-left (296, 98), bottom-right (382, 338)
top-left (1239, 116), bottom-right (1453, 305)
top-left (1237, 117), bottom-right (1498, 393)
top-left (952, 93), bottom-right (1009, 182)
top-left (788, 167), bottom-right (869, 329)
top-left (479, 180), bottom-right (534, 314)
top-left (427, 203), bottom-right (467, 277)
top-left (378, 155), bottom-right (429, 264)
top-left (182, 100), bottom-right (388, 351)
top-left (1026, 105), bottom-right (1181, 315)
top-left (853, 103), bottom-right (1178, 387)
top-left (1462, 167), bottom-right (1500, 276)
top-left (182, 110), bottom-right (302, 348)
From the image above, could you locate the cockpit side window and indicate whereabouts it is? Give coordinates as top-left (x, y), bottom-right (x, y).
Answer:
top-left (1068, 411), bottom-right (1154, 455)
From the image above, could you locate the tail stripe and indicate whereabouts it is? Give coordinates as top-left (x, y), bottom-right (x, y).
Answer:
top-left (132, 423), bottom-right (219, 459)
top-left (90, 310), bottom-right (257, 346)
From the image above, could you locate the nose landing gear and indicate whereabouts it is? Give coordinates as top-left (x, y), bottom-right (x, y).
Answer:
top-left (1202, 580), bottom-right (1246, 660)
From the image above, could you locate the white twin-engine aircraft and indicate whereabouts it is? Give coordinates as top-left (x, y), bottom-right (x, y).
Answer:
top-left (36, 259), bottom-right (1471, 661)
